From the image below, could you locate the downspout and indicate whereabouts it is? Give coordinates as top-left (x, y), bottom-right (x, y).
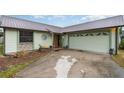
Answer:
top-left (33, 31), bottom-right (34, 50)
top-left (17, 30), bottom-right (19, 51)
top-left (115, 27), bottom-right (118, 55)
top-left (52, 32), bottom-right (54, 48)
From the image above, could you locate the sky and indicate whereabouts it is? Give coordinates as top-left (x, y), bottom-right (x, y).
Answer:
top-left (14, 15), bottom-right (114, 27)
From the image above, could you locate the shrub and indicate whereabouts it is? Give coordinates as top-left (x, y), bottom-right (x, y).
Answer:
top-left (38, 44), bottom-right (42, 52)
top-left (0, 43), bottom-right (4, 55)
top-left (120, 38), bottom-right (124, 49)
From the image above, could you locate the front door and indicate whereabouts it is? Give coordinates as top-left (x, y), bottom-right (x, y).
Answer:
top-left (53, 34), bottom-right (61, 48)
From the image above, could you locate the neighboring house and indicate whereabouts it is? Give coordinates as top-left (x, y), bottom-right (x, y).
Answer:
top-left (0, 15), bottom-right (124, 55)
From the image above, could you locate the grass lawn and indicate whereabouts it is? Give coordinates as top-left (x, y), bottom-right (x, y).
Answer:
top-left (112, 50), bottom-right (124, 67)
top-left (0, 43), bottom-right (4, 55)
top-left (0, 62), bottom-right (31, 78)
top-left (0, 51), bottom-right (49, 78)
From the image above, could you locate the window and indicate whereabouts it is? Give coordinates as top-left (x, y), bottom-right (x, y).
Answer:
top-left (90, 33), bottom-right (94, 36)
top-left (20, 31), bottom-right (33, 42)
top-left (81, 34), bottom-right (84, 36)
top-left (72, 34), bottom-right (75, 37)
top-left (103, 32), bottom-right (109, 35)
top-left (42, 34), bottom-right (47, 40)
top-left (96, 33), bottom-right (101, 36)
top-left (85, 33), bottom-right (89, 36)
top-left (77, 34), bottom-right (80, 37)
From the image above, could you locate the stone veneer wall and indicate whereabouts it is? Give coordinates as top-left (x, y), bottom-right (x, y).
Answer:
top-left (18, 42), bottom-right (33, 51)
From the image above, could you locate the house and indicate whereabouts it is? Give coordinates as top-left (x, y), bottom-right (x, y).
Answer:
top-left (0, 15), bottom-right (124, 55)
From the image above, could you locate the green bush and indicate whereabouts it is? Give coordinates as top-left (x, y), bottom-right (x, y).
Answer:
top-left (38, 44), bottom-right (42, 52)
top-left (0, 44), bottom-right (4, 55)
top-left (120, 39), bottom-right (124, 49)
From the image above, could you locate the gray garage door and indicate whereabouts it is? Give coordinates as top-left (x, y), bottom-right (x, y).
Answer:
top-left (69, 32), bottom-right (110, 53)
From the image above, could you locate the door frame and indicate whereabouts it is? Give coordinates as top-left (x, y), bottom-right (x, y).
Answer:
top-left (53, 33), bottom-right (61, 48)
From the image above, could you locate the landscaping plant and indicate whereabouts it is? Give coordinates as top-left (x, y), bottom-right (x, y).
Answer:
top-left (120, 38), bottom-right (124, 49)
top-left (38, 44), bottom-right (42, 52)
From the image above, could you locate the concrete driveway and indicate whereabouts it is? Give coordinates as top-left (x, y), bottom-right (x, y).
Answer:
top-left (15, 50), bottom-right (124, 78)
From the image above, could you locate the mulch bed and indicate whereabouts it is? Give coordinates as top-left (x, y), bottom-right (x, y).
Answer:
top-left (0, 50), bottom-right (49, 71)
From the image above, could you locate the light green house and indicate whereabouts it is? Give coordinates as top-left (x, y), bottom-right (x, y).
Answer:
top-left (0, 15), bottom-right (124, 55)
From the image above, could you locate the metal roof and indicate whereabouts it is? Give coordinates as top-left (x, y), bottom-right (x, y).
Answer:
top-left (62, 15), bottom-right (124, 32)
top-left (0, 15), bottom-right (124, 33)
top-left (0, 15), bottom-right (62, 33)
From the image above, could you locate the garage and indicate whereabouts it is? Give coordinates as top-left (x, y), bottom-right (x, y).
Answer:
top-left (68, 30), bottom-right (110, 53)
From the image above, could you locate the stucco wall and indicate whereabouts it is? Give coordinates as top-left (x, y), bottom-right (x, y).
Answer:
top-left (110, 28), bottom-right (116, 54)
top-left (5, 29), bottom-right (18, 54)
top-left (0, 37), bottom-right (3, 43)
top-left (34, 31), bottom-right (52, 49)
top-left (62, 34), bottom-right (68, 48)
